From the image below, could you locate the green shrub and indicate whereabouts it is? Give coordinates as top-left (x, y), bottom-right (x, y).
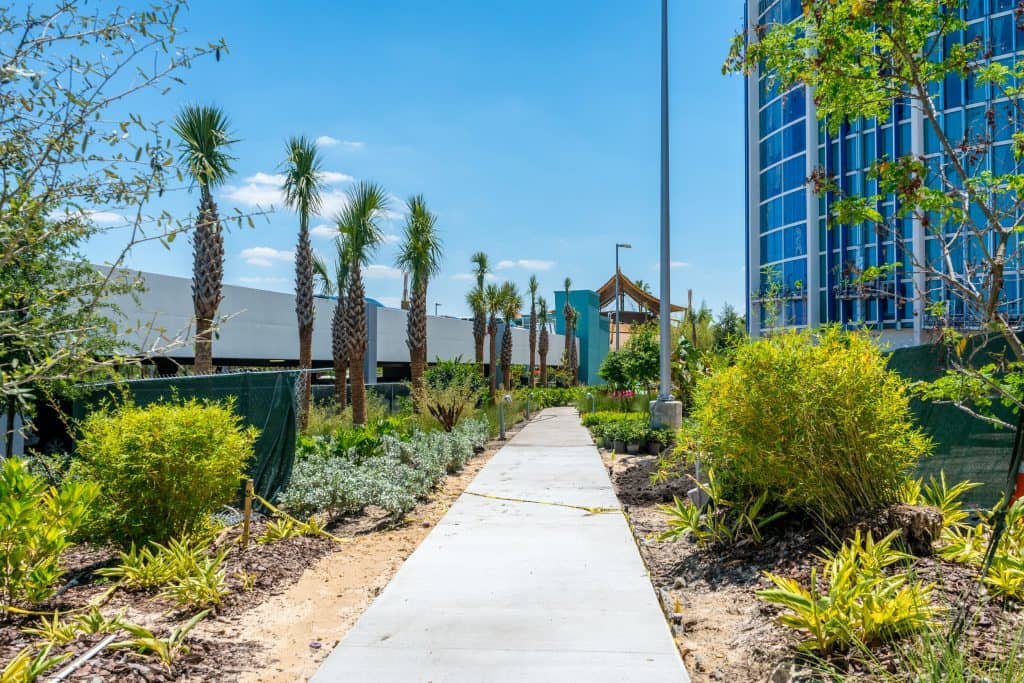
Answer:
top-left (0, 458), bottom-right (96, 607)
top-left (72, 399), bottom-right (258, 545)
top-left (418, 359), bottom-right (484, 431)
top-left (688, 328), bottom-right (931, 523)
top-left (281, 417), bottom-right (489, 519)
top-left (759, 530), bottom-right (938, 652)
top-left (515, 386), bottom-right (580, 409)
top-left (938, 497), bottom-right (1024, 601)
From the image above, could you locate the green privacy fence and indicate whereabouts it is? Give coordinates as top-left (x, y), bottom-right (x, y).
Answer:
top-left (888, 344), bottom-right (1014, 509)
top-left (73, 371), bottom-right (298, 502)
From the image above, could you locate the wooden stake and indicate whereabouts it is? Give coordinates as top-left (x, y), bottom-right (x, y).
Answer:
top-left (241, 478), bottom-right (254, 550)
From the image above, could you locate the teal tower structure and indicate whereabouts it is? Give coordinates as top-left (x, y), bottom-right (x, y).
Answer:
top-left (553, 289), bottom-right (609, 386)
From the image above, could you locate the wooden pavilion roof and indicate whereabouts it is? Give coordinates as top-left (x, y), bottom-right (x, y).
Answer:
top-left (595, 271), bottom-right (685, 313)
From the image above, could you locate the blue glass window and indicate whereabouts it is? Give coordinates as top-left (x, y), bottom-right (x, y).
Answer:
top-left (944, 110), bottom-right (964, 142)
top-left (784, 224), bottom-right (806, 258)
top-left (783, 122), bottom-right (805, 157)
top-left (761, 165), bottom-right (782, 201)
top-left (966, 0), bottom-right (985, 19)
top-left (966, 105), bottom-right (986, 140)
top-left (784, 190), bottom-right (807, 223)
top-left (966, 21), bottom-right (985, 50)
top-left (783, 156), bottom-right (806, 191)
top-left (788, 300), bottom-right (806, 326)
top-left (782, 88), bottom-right (806, 121)
top-left (761, 132), bottom-right (783, 167)
top-left (761, 230), bottom-right (783, 262)
top-left (995, 0), bottom-right (1017, 12)
top-left (925, 122), bottom-right (941, 154)
top-left (781, 0), bottom-right (802, 22)
top-left (760, 100), bottom-right (782, 136)
top-left (966, 71), bottom-right (987, 105)
top-left (994, 144), bottom-right (1016, 175)
top-left (993, 100), bottom-right (1015, 141)
top-left (759, 76), bottom-right (780, 107)
top-left (844, 135), bottom-right (860, 168)
top-left (783, 259), bottom-right (807, 290)
top-left (881, 126), bottom-right (893, 157)
top-left (761, 197), bottom-right (784, 232)
top-left (945, 73), bottom-right (963, 108)
top-left (897, 122), bottom-right (913, 155)
top-left (992, 14), bottom-right (1013, 55)
top-left (861, 131), bottom-right (876, 168)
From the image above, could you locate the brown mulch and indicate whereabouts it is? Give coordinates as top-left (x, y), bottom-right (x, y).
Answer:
top-left (0, 425), bottom-right (522, 682)
top-left (603, 450), bottom-right (1024, 682)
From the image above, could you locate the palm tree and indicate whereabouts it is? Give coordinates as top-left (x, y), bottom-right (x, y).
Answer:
top-left (396, 195), bottom-right (443, 406)
top-left (172, 105), bottom-right (236, 374)
top-left (499, 282), bottom-right (522, 391)
top-left (484, 282), bottom-right (502, 398)
top-left (568, 305), bottom-right (579, 385)
top-left (282, 136), bottom-right (325, 430)
top-left (562, 277), bottom-right (576, 385)
top-left (527, 275), bottom-right (539, 387)
top-left (537, 297), bottom-right (549, 386)
top-left (313, 232), bottom-right (352, 409)
top-left (469, 252), bottom-right (489, 367)
top-left (337, 181), bottom-right (390, 426)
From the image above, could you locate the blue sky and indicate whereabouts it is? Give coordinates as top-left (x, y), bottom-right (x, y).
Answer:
top-left (83, 0), bottom-right (747, 318)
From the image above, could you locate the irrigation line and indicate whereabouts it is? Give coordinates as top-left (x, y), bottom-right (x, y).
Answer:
top-left (464, 490), bottom-right (620, 515)
top-left (48, 633), bottom-right (118, 682)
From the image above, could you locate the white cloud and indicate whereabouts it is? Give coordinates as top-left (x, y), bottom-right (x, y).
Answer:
top-left (364, 264), bottom-right (402, 279)
top-left (316, 135), bottom-right (365, 150)
top-left (311, 224), bottom-right (338, 239)
top-left (241, 246), bottom-right (294, 268)
top-left (670, 261), bottom-right (690, 269)
top-left (223, 170), bottom-right (354, 215)
top-left (319, 170), bottom-right (354, 184)
top-left (496, 259), bottom-right (556, 271)
top-left (49, 208), bottom-right (131, 227)
top-left (452, 272), bottom-right (474, 281)
top-left (382, 233), bottom-right (400, 244)
top-left (375, 296), bottom-right (402, 309)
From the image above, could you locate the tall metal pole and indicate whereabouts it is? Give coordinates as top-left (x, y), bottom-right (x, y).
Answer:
top-left (615, 247), bottom-right (621, 350)
top-left (657, 0), bottom-right (672, 401)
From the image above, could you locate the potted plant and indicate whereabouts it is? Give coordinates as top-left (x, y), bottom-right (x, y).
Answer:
top-left (610, 423), bottom-right (627, 454)
top-left (648, 428), bottom-right (672, 455)
top-left (592, 424), bottom-right (607, 448)
top-left (625, 422), bottom-right (644, 455)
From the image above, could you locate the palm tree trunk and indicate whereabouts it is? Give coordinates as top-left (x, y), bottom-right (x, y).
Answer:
top-left (539, 329), bottom-right (549, 387)
top-left (528, 301), bottom-right (537, 387)
top-left (488, 317), bottom-right (498, 398)
top-left (298, 324), bottom-right (313, 429)
top-left (346, 268), bottom-right (368, 425)
top-left (295, 219), bottom-right (315, 430)
top-left (332, 298), bottom-right (348, 409)
top-left (501, 325), bottom-right (513, 391)
top-left (473, 311), bottom-right (486, 368)
top-left (408, 283), bottom-right (428, 409)
top-left (192, 190), bottom-right (223, 374)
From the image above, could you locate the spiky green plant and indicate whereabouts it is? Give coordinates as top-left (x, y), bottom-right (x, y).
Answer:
top-left (172, 104), bottom-right (236, 374)
top-left (282, 136), bottom-right (325, 430)
top-left (396, 195), bottom-right (443, 405)
top-left (336, 182), bottom-right (389, 425)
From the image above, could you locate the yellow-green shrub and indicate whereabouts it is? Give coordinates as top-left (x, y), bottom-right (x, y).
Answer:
top-left (689, 328), bottom-right (931, 522)
top-left (0, 458), bottom-right (96, 607)
top-left (939, 498), bottom-right (1024, 601)
top-left (759, 530), bottom-right (937, 652)
top-left (73, 399), bottom-right (257, 545)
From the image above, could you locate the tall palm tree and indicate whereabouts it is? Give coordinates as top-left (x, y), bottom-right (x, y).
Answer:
top-left (313, 232), bottom-right (352, 409)
top-left (484, 282), bottom-right (502, 398)
top-left (499, 282), bottom-right (522, 391)
top-left (396, 195), bottom-right (443, 405)
top-left (527, 275), bottom-right (538, 387)
top-left (562, 277), bottom-right (576, 385)
top-left (282, 136), bottom-right (325, 429)
top-left (470, 252), bottom-right (489, 367)
top-left (537, 297), bottom-right (549, 386)
top-left (172, 105), bottom-right (236, 374)
top-left (568, 305), bottom-right (579, 385)
top-left (337, 181), bottom-right (390, 426)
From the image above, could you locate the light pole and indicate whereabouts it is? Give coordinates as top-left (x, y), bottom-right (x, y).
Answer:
top-left (615, 243), bottom-right (632, 350)
top-left (434, 302), bottom-right (441, 316)
top-left (651, 0), bottom-right (682, 431)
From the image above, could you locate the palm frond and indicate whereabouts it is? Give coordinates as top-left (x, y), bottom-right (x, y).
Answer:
top-left (335, 181), bottom-right (390, 266)
top-left (537, 296), bottom-right (548, 322)
top-left (484, 283), bottom-right (503, 316)
top-left (172, 104), bottom-right (237, 190)
top-left (499, 281), bottom-right (522, 321)
top-left (528, 274), bottom-right (539, 298)
top-left (471, 251), bottom-right (489, 288)
top-left (563, 277), bottom-right (572, 293)
top-left (312, 251), bottom-right (334, 296)
top-left (282, 135), bottom-right (324, 221)
top-left (396, 194), bottom-right (443, 290)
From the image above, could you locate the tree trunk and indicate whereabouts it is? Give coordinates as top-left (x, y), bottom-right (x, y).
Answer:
top-left (191, 190), bottom-right (223, 375)
top-left (488, 317), bottom-right (498, 398)
top-left (473, 311), bottom-right (486, 368)
top-left (528, 301), bottom-right (537, 387)
top-left (350, 353), bottom-right (366, 426)
top-left (334, 358), bottom-right (347, 410)
top-left (194, 315), bottom-right (215, 375)
top-left (346, 268), bottom-right (368, 425)
top-left (539, 328), bottom-right (549, 387)
top-left (332, 297), bottom-right (348, 409)
top-left (408, 283), bottom-right (428, 410)
top-left (4, 397), bottom-right (14, 459)
top-left (298, 324), bottom-right (313, 431)
top-left (502, 325), bottom-right (513, 391)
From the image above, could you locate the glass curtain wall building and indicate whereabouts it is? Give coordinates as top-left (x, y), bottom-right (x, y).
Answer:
top-left (745, 0), bottom-right (1024, 345)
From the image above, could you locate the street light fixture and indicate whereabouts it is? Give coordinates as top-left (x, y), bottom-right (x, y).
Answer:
top-left (615, 243), bottom-right (632, 351)
top-left (434, 302), bottom-right (441, 316)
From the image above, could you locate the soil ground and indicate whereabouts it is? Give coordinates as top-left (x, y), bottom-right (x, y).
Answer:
top-left (602, 448), bottom-right (1024, 682)
top-left (0, 427), bottom-right (518, 682)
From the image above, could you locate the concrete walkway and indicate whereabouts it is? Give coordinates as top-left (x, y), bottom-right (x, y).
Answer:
top-left (311, 407), bottom-right (688, 682)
